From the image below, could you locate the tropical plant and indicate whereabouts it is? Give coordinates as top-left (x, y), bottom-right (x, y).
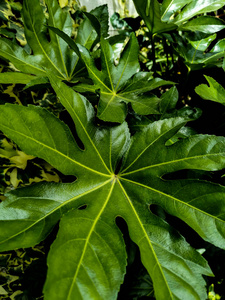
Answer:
top-left (1, 70), bottom-right (225, 300)
top-left (0, 0), bottom-right (225, 299)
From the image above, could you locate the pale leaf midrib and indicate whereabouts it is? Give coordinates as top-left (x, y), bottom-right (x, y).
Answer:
top-left (121, 123), bottom-right (184, 174)
top-left (112, 93), bottom-right (160, 108)
top-left (66, 179), bottom-right (115, 299)
top-left (0, 123), bottom-right (110, 177)
top-left (26, 3), bottom-right (66, 79)
top-left (101, 41), bottom-right (114, 91)
top-left (0, 180), bottom-right (112, 246)
top-left (52, 80), bottom-right (111, 174)
top-left (117, 180), bottom-right (173, 299)
top-left (121, 152), bottom-right (225, 176)
top-left (161, 0), bottom-right (176, 21)
top-left (120, 177), bottom-right (225, 224)
top-left (98, 94), bottom-right (116, 118)
top-left (162, 265), bottom-right (202, 298)
top-left (119, 82), bottom-right (162, 95)
top-left (0, 48), bottom-right (45, 75)
top-left (69, 28), bottom-right (94, 78)
top-left (114, 39), bottom-right (134, 92)
top-left (191, 40), bottom-right (201, 64)
top-left (86, 64), bottom-right (112, 93)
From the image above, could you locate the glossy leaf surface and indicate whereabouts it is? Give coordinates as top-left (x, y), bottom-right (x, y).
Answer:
top-left (74, 35), bottom-right (173, 122)
top-left (1, 75), bottom-right (225, 299)
top-left (179, 16), bottom-right (225, 34)
top-left (132, 0), bottom-right (225, 35)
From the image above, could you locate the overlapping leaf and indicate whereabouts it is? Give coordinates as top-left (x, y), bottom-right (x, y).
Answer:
top-left (174, 33), bottom-right (225, 70)
top-left (73, 34), bottom-right (174, 122)
top-left (0, 0), bottom-right (72, 80)
top-left (0, 1), bottom-right (107, 84)
top-left (1, 74), bottom-right (225, 299)
top-left (132, 0), bottom-right (225, 36)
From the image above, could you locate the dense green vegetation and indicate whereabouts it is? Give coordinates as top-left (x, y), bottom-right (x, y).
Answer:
top-left (0, 0), bottom-right (225, 299)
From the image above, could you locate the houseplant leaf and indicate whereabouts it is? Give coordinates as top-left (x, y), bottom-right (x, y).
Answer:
top-left (132, 0), bottom-right (225, 73)
top-left (1, 74), bottom-right (225, 299)
top-left (0, 0), bottom-right (75, 81)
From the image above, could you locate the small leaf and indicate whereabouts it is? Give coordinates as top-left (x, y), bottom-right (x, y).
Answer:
top-left (130, 94), bottom-right (161, 115)
top-left (160, 86), bottom-right (179, 116)
top-left (23, 76), bottom-right (49, 90)
top-left (161, 0), bottom-right (192, 22)
top-left (174, 33), bottom-right (225, 69)
top-left (195, 75), bottom-right (225, 104)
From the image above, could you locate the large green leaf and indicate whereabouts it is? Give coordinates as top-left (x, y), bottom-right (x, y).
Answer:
top-left (1, 75), bottom-right (225, 299)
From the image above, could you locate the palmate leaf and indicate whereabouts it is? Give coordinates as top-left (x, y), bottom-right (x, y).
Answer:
top-left (1, 75), bottom-right (225, 299)
top-left (73, 35), bottom-right (174, 122)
